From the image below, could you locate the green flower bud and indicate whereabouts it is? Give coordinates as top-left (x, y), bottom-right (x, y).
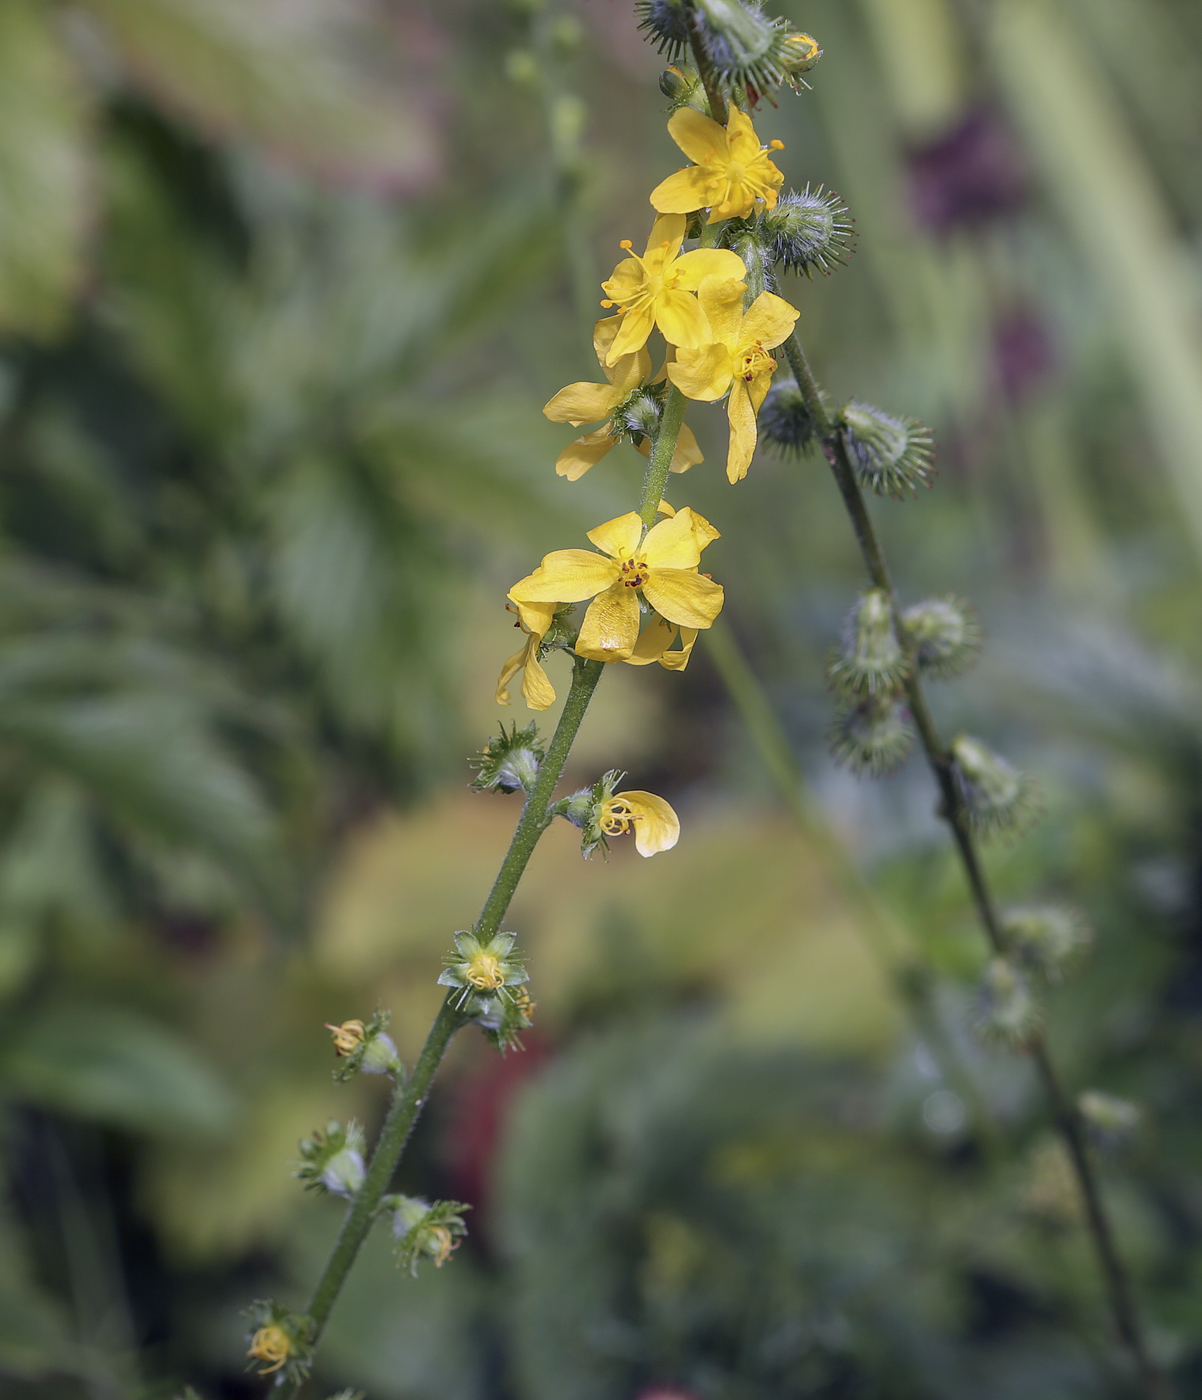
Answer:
top-left (384, 1195), bottom-right (471, 1277)
top-left (951, 736), bottom-right (1041, 839)
top-left (760, 186), bottom-right (853, 277)
top-left (840, 402), bottom-right (935, 498)
top-left (294, 1120), bottom-right (366, 1200)
top-left (439, 930), bottom-right (528, 1009)
top-left (1078, 1090), bottom-right (1141, 1149)
top-left (829, 695), bottom-right (915, 776)
top-left (244, 1300), bottom-right (314, 1381)
top-left (659, 64), bottom-right (703, 107)
top-left (470, 721), bottom-right (546, 794)
top-left (1002, 903), bottom-right (1093, 982)
top-left (902, 596), bottom-right (982, 680)
top-left (325, 1009), bottom-right (404, 1083)
top-left (972, 957), bottom-right (1040, 1049)
top-left (827, 589), bottom-right (909, 699)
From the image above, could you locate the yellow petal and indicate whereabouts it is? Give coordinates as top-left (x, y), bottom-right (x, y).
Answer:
top-left (641, 508), bottom-right (706, 569)
top-left (575, 582), bottom-right (640, 661)
top-left (625, 614), bottom-right (676, 665)
top-left (643, 568), bottom-right (725, 628)
top-left (606, 304), bottom-right (656, 365)
top-left (600, 256), bottom-right (645, 302)
top-left (697, 275), bottom-right (747, 348)
top-left (644, 212), bottom-right (688, 261)
top-left (511, 549), bottom-right (616, 602)
top-left (726, 377), bottom-right (758, 482)
top-left (543, 380), bottom-right (624, 427)
top-left (656, 499), bottom-right (676, 517)
top-left (648, 165), bottom-right (713, 215)
top-left (671, 247), bottom-right (747, 291)
top-left (675, 506), bottom-right (720, 550)
top-left (496, 636), bottom-right (531, 706)
top-left (655, 288), bottom-right (711, 351)
top-left (740, 290), bottom-right (800, 350)
top-left (521, 647), bottom-right (557, 710)
top-left (747, 366), bottom-right (774, 417)
top-left (658, 626), bottom-right (698, 671)
top-left (587, 511), bottom-right (643, 560)
top-left (667, 106), bottom-right (729, 165)
top-left (557, 429), bottom-right (618, 481)
top-left (669, 421), bottom-right (704, 473)
top-left (616, 790), bottom-right (680, 857)
top-left (724, 106), bottom-right (759, 153)
top-left (506, 596), bottom-right (556, 636)
top-left (668, 343), bottom-right (732, 401)
top-left (594, 315), bottom-right (651, 389)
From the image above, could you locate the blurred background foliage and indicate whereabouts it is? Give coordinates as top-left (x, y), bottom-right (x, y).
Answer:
top-left (4, 0), bottom-right (1202, 1396)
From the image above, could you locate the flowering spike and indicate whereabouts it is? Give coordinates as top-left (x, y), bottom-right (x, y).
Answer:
top-left (827, 589), bottom-right (909, 699)
top-left (902, 596), bottom-right (982, 680)
top-left (439, 930), bottom-right (528, 1008)
top-left (384, 1195), bottom-right (471, 1277)
top-left (972, 957), bottom-right (1041, 1049)
top-left (326, 1010), bottom-right (404, 1083)
top-left (951, 736), bottom-right (1041, 839)
top-left (244, 1301), bottom-right (314, 1382)
top-left (829, 695), bottom-right (915, 776)
top-left (1002, 903), bottom-right (1093, 982)
top-left (470, 721), bottom-right (546, 795)
top-left (760, 186), bottom-right (854, 276)
top-left (1078, 1090), bottom-right (1141, 1150)
top-left (294, 1120), bottom-right (366, 1200)
top-left (840, 401), bottom-right (936, 498)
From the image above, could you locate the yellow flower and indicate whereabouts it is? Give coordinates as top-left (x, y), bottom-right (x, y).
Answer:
top-left (599, 213), bottom-right (745, 365)
top-left (496, 599), bottom-right (557, 711)
top-left (325, 1019), bottom-right (365, 1056)
top-left (248, 1325), bottom-right (291, 1375)
top-left (508, 507), bottom-right (724, 663)
top-left (543, 316), bottom-right (703, 479)
top-left (600, 789), bottom-right (680, 857)
top-left (668, 276), bottom-right (799, 481)
top-left (651, 106), bottom-right (785, 224)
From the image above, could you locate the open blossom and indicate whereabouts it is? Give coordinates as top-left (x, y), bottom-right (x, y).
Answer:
top-left (599, 789), bottom-right (680, 857)
top-left (668, 276), bottom-right (799, 481)
top-left (508, 507), bottom-right (723, 663)
top-left (600, 213), bottom-right (745, 365)
top-left (496, 598), bottom-right (557, 711)
top-left (651, 107), bottom-right (785, 224)
top-left (542, 316), bottom-right (703, 479)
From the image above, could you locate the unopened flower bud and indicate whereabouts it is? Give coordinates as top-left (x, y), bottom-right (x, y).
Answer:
top-left (840, 402), bottom-right (935, 498)
top-left (1002, 903), bottom-right (1093, 981)
top-left (780, 31), bottom-right (823, 77)
top-left (902, 596), bottom-right (982, 679)
top-left (829, 695), bottom-right (915, 776)
top-left (827, 589), bottom-right (909, 699)
top-left (1078, 1090), bottom-right (1141, 1149)
top-left (295, 1120), bottom-right (366, 1199)
top-left (972, 957), bottom-right (1040, 1049)
top-left (325, 1010), bottom-right (403, 1082)
top-left (385, 1194), bottom-right (470, 1277)
top-left (659, 64), bottom-right (699, 103)
top-left (951, 736), bottom-right (1041, 839)
top-left (471, 721), bottom-right (546, 794)
top-left (760, 186), bottom-right (852, 277)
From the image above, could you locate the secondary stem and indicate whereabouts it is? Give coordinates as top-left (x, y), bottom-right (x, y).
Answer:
top-left (785, 325), bottom-right (1170, 1399)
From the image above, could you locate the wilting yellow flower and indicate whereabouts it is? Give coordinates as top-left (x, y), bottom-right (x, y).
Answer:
top-left (599, 213), bottom-right (745, 365)
top-left (651, 107), bottom-right (785, 224)
top-left (600, 789), bottom-right (680, 856)
top-left (543, 316), bottom-right (703, 479)
top-left (669, 276), bottom-right (799, 481)
top-left (248, 1326), bottom-right (291, 1375)
top-left (509, 507), bottom-right (723, 663)
top-left (496, 599), bottom-right (557, 711)
top-left (325, 1020), bottom-right (365, 1056)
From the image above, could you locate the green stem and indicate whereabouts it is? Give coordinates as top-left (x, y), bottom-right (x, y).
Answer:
top-left (785, 325), bottom-right (1171, 1399)
top-left (687, 11), bottom-right (728, 124)
top-left (286, 372), bottom-right (696, 1391)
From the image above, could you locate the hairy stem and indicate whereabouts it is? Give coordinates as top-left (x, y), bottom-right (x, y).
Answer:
top-left (784, 325), bottom-right (1170, 1398)
top-left (688, 12), bottom-right (728, 124)
top-left (640, 384), bottom-right (687, 526)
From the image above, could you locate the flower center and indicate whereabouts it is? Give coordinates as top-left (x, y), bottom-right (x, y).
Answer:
top-left (737, 341), bottom-right (776, 382)
top-left (250, 1326), bottom-right (291, 1371)
top-left (466, 952), bottom-right (505, 990)
top-left (618, 556), bottom-right (650, 588)
top-left (600, 797), bottom-right (637, 836)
